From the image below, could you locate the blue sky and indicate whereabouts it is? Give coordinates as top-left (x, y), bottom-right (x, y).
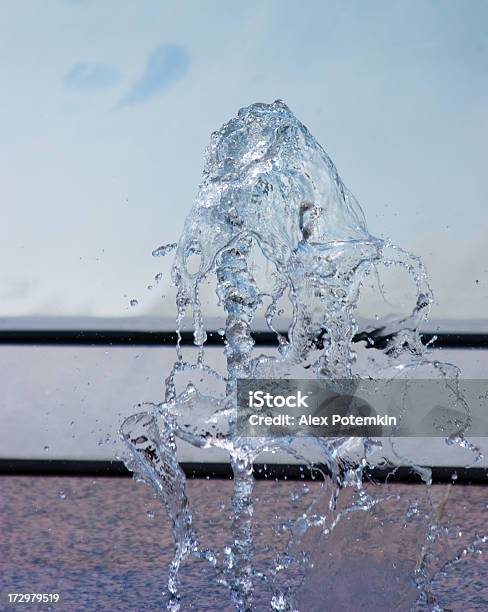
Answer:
top-left (118, 44), bottom-right (190, 107)
top-left (64, 62), bottom-right (122, 91)
top-left (0, 0), bottom-right (486, 320)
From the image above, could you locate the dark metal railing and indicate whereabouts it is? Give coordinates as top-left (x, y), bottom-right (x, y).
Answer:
top-left (0, 329), bottom-right (487, 348)
top-left (0, 328), bottom-right (486, 483)
top-left (0, 458), bottom-right (486, 484)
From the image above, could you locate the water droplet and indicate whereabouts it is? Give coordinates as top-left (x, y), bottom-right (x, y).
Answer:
top-left (58, 489), bottom-right (66, 500)
top-left (271, 592), bottom-right (287, 610)
top-left (155, 272), bottom-right (163, 282)
top-left (146, 510), bottom-right (155, 519)
top-left (43, 445), bottom-right (49, 452)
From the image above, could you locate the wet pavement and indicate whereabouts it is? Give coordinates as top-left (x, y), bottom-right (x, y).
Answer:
top-left (1, 476), bottom-right (488, 611)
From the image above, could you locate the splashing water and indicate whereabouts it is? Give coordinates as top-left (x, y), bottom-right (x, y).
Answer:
top-left (120, 101), bottom-right (480, 611)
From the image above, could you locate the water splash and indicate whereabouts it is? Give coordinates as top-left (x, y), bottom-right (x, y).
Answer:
top-left (120, 100), bottom-right (477, 610)
top-left (153, 243), bottom-right (178, 258)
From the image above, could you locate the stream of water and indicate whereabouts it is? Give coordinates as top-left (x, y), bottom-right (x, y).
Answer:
top-left (120, 101), bottom-right (483, 611)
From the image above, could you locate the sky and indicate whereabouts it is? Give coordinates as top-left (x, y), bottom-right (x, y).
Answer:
top-left (0, 0), bottom-right (487, 323)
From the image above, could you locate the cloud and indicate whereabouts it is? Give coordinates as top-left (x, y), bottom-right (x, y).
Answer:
top-left (0, 278), bottom-right (36, 301)
top-left (64, 62), bottom-right (121, 91)
top-left (118, 44), bottom-right (190, 107)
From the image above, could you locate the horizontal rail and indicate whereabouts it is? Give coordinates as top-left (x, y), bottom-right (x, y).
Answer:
top-left (0, 459), bottom-right (486, 484)
top-left (0, 330), bottom-right (486, 348)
